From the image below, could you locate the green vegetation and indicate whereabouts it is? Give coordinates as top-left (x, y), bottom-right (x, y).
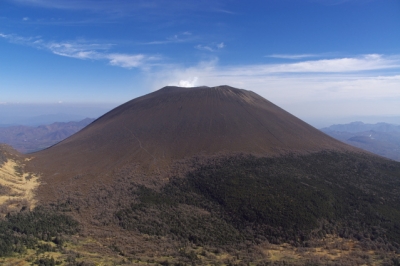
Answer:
top-left (115, 151), bottom-right (400, 250)
top-left (115, 186), bottom-right (243, 245)
top-left (0, 207), bottom-right (79, 256)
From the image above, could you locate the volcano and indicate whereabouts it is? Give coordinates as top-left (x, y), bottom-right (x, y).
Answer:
top-left (28, 85), bottom-right (358, 200)
top-left (31, 86), bottom-right (353, 176)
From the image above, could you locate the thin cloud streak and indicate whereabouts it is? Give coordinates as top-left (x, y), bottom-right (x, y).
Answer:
top-left (267, 54), bottom-right (319, 59)
top-left (107, 54), bottom-right (145, 68)
top-left (0, 32), bottom-right (158, 69)
top-left (146, 57), bottom-right (400, 112)
top-left (141, 32), bottom-right (195, 45)
top-left (46, 41), bottom-right (112, 59)
top-left (195, 45), bottom-right (214, 52)
top-left (2, 33), bottom-right (397, 74)
top-left (225, 54), bottom-right (400, 74)
top-left (195, 42), bottom-right (225, 52)
top-left (212, 8), bottom-right (236, 14)
top-left (9, 0), bottom-right (151, 11)
top-left (8, 0), bottom-right (232, 17)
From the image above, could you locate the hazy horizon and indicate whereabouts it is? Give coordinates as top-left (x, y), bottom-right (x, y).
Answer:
top-left (1, 0), bottom-right (399, 127)
top-left (1, 100), bottom-right (400, 128)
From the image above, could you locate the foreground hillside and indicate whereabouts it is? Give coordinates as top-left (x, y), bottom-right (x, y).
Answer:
top-left (2, 150), bottom-right (400, 265)
top-left (1, 86), bottom-right (400, 265)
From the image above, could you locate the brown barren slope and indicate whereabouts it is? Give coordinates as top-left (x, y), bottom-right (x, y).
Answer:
top-left (28, 86), bottom-right (358, 200)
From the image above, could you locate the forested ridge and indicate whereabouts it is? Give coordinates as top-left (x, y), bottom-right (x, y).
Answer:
top-left (113, 151), bottom-right (400, 251)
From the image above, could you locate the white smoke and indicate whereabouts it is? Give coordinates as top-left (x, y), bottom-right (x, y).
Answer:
top-left (145, 58), bottom-right (218, 90)
top-left (177, 77), bottom-right (198, 87)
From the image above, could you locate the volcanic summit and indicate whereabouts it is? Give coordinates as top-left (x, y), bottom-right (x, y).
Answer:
top-left (30, 85), bottom-right (353, 177)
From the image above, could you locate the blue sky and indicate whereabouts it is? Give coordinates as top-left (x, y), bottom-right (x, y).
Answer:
top-left (1, 0), bottom-right (400, 126)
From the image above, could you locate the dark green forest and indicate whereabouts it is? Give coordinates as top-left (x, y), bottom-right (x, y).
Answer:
top-left (115, 151), bottom-right (400, 251)
top-left (0, 207), bottom-right (79, 257)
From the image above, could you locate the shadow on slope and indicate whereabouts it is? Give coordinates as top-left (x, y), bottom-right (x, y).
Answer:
top-left (58, 151), bottom-right (400, 253)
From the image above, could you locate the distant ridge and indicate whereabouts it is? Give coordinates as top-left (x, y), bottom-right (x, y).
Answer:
top-left (0, 118), bottom-right (95, 153)
top-left (322, 121), bottom-right (400, 161)
top-left (0, 113), bottom-right (89, 127)
top-left (322, 121), bottom-right (400, 133)
top-left (30, 86), bottom-right (355, 178)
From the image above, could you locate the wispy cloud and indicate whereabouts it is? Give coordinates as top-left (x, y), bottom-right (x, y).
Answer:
top-left (46, 41), bottom-right (112, 59)
top-left (0, 32), bottom-right (159, 69)
top-left (9, 0), bottom-right (147, 12)
top-left (6, 0), bottom-right (238, 29)
top-left (230, 54), bottom-right (399, 74)
top-left (212, 8), bottom-right (236, 15)
top-left (195, 42), bottom-right (225, 52)
top-left (106, 53), bottom-right (160, 68)
top-left (195, 45), bottom-right (214, 52)
top-left (9, 0), bottom-right (232, 18)
top-left (267, 54), bottom-right (319, 59)
top-left (145, 55), bottom-right (400, 119)
top-left (147, 54), bottom-right (400, 89)
top-left (0, 32), bottom-right (38, 44)
top-left (142, 32), bottom-right (195, 45)
top-left (216, 42), bottom-right (225, 49)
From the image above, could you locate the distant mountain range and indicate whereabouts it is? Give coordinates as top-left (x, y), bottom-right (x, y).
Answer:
top-left (321, 121), bottom-right (400, 161)
top-left (0, 118), bottom-right (95, 153)
top-left (0, 113), bottom-right (91, 127)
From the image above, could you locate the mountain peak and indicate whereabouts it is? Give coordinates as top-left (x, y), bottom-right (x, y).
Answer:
top-left (29, 86), bottom-right (357, 198)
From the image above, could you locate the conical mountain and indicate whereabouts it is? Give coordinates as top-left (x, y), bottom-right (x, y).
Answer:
top-left (31, 85), bottom-right (353, 176)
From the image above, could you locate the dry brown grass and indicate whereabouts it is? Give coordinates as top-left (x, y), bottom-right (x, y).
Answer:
top-left (255, 234), bottom-right (400, 265)
top-left (1, 230), bottom-right (399, 265)
top-left (0, 158), bottom-right (40, 214)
